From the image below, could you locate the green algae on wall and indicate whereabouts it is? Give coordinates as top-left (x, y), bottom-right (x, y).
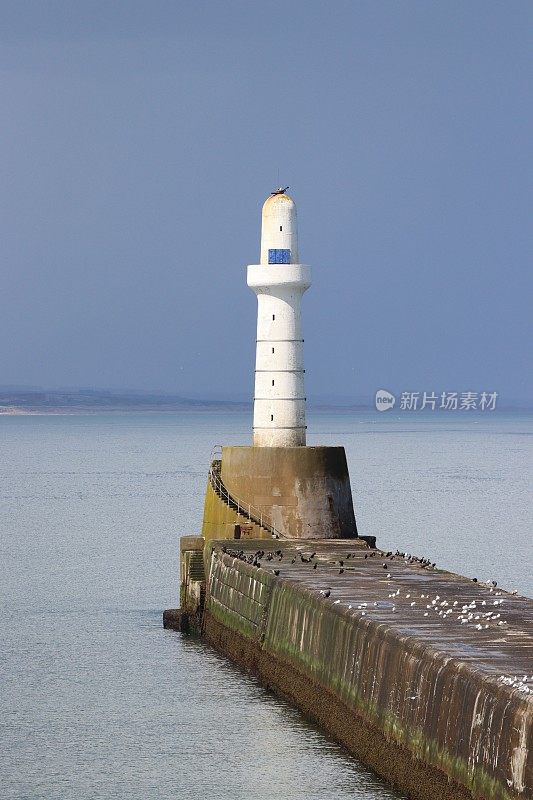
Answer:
top-left (204, 547), bottom-right (532, 800)
top-left (206, 551), bottom-right (274, 641)
top-left (201, 479), bottom-right (265, 542)
top-left (264, 581), bottom-right (530, 800)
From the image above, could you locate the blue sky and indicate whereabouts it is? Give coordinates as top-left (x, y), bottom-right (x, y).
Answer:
top-left (1, 1), bottom-right (531, 403)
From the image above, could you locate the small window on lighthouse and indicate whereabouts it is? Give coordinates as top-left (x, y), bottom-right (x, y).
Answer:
top-left (272, 379), bottom-right (275, 386)
top-left (268, 249), bottom-right (291, 264)
top-left (270, 414), bottom-right (274, 421)
top-left (272, 314), bottom-right (275, 320)
top-left (279, 226), bottom-right (282, 231)
top-left (272, 347), bottom-right (275, 354)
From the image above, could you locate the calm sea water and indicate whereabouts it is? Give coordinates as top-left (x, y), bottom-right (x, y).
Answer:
top-left (1, 411), bottom-right (531, 799)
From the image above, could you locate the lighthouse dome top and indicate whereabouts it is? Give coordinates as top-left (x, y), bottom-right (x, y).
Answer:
top-left (260, 188), bottom-right (299, 264)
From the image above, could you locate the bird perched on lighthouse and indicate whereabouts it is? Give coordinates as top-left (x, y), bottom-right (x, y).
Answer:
top-left (247, 189), bottom-right (312, 446)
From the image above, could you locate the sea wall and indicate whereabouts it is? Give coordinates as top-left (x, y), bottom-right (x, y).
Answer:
top-left (204, 544), bottom-right (532, 800)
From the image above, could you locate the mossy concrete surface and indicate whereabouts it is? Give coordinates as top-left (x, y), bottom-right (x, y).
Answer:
top-left (203, 539), bottom-right (533, 800)
top-left (201, 473), bottom-right (271, 542)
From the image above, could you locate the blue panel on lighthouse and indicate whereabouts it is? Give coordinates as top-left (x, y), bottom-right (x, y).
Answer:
top-left (268, 248), bottom-right (291, 264)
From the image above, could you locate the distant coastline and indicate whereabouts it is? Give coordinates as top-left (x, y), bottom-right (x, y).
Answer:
top-left (0, 389), bottom-right (249, 415)
top-left (0, 388), bottom-right (531, 415)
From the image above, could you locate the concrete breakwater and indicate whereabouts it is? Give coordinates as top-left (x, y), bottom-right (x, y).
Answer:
top-left (170, 537), bottom-right (533, 800)
top-left (164, 189), bottom-right (531, 798)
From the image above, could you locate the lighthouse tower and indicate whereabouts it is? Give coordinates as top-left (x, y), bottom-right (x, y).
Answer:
top-left (247, 190), bottom-right (312, 446)
top-left (199, 187), bottom-right (358, 540)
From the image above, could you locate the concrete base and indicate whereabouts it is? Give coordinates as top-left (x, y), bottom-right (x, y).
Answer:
top-left (220, 445), bottom-right (358, 539)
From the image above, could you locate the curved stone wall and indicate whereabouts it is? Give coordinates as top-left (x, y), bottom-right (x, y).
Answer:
top-left (220, 445), bottom-right (358, 539)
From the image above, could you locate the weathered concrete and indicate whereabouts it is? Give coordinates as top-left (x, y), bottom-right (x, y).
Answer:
top-left (201, 478), bottom-right (268, 542)
top-left (220, 445), bottom-right (358, 538)
top-left (179, 536), bottom-right (205, 629)
top-left (202, 539), bottom-right (533, 800)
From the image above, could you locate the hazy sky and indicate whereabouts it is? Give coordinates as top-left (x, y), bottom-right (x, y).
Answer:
top-left (1, 1), bottom-right (532, 403)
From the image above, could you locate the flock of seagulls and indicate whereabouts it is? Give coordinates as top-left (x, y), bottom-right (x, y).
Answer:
top-left (219, 544), bottom-right (515, 634)
top-left (364, 550), bottom-right (437, 570)
top-left (222, 546), bottom-right (272, 567)
top-left (218, 544), bottom-right (527, 703)
top-left (221, 545), bottom-right (317, 573)
top-left (383, 588), bottom-right (510, 628)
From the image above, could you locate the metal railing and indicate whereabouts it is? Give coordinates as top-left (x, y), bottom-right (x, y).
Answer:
top-left (208, 445), bottom-right (287, 539)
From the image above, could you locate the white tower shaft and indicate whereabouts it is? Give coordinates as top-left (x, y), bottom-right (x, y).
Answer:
top-left (247, 192), bottom-right (311, 447)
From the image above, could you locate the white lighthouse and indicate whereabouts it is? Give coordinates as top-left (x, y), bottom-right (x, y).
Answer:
top-left (247, 189), bottom-right (312, 447)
